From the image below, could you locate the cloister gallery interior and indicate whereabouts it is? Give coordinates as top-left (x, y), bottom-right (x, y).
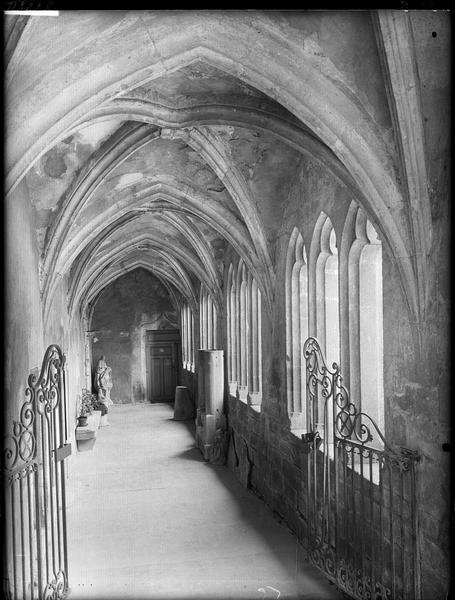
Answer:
top-left (3, 9), bottom-right (451, 600)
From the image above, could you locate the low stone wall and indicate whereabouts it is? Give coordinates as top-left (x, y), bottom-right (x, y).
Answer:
top-left (226, 395), bottom-right (307, 544)
top-left (225, 392), bottom-right (449, 599)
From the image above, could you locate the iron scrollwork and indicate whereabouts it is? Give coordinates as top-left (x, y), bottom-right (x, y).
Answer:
top-left (384, 446), bottom-right (420, 472)
top-left (4, 346), bottom-right (66, 479)
top-left (4, 398), bottom-right (36, 478)
top-left (43, 571), bottom-right (67, 600)
top-left (3, 345), bottom-right (69, 600)
top-left (302, 337), bottom-right (420, 600)
top-left (28, 345), bottom-right (66, 417)
top-left (301, 431), bottom-right (322, 454)
top-left (304, 336), bottom-right (389, 449)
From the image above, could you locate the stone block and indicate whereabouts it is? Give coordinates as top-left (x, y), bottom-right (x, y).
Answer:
top-left (76, 437), bottom-right (96, 452)
top-left (271, 468), bottom-right (283, 488)
top-left (282, 458), bottom-right (300, 486)
top-left (87, 410), bottom-right (101, 429)
top-left (249, 431), bottom-right (259, 450)
top-left (75, 425), bottom-right (97, 452)
top-left (282, 482), bottom-right (298, 508)
top-left (173, 386), bottom-right (195, 420)
top-left (421, 573), bottom-right (448, 600)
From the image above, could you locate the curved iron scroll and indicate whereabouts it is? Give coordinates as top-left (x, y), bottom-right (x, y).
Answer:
top-left (302, 337), bottom-right (420, 600)
top-left (303, 336), bottom-right (389, 449)
top-left (3, 345), bottom-right (69, 600)
top-left (4, 346), bottom-right (66, 475)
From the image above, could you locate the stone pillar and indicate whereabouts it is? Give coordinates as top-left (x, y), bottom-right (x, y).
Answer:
top-left (203, 350), bottom-right (224, 415)
top-left (197, 350), bottom-right (207, 412)
top-left (196, 350), bottom-right (224, 461)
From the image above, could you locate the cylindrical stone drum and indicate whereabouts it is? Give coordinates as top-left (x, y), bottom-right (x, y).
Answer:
top-left (173, 386), bottom-right (194, 420)
top-left (203, 350), bottom-right (224, 415)
top-left (197, 351), bottom-right (207, 411)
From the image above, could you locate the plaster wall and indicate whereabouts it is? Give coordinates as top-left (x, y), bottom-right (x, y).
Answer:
top-left (43, 276), bottom-right (85, 436)
top-left (5, 179), bottom-right (86, 472)
top-left (5, 179), bottom-right (44, 424)
top-left (90, 268), bottom-right (179, 403)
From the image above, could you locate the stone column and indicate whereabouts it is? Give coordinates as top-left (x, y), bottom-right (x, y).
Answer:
top-left (203, 350), bottom-right (224, 415)
top-left (196, 349), bottom-right (224, 460)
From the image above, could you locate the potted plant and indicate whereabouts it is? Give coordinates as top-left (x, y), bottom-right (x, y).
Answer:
top-left (77, 390), bottom-right (94, 427)
top-left (76, 390), bottom-right (98, 452)
top-left (81, 389), bottom-right (104, 429)
top-left (77, 408), bottom-right (88, 427)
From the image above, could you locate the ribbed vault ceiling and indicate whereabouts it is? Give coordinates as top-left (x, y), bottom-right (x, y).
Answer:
top-left (25, 60), bottom-right (324, 324)
top-left (21, 37), bottom-right (379, 324)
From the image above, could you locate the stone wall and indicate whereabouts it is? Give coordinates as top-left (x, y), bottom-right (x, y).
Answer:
top-left (222, 150), bottom-right (451, 598)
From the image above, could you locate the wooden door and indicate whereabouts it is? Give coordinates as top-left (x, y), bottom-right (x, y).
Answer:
top-left (146, 330), bottom-right (181, 402)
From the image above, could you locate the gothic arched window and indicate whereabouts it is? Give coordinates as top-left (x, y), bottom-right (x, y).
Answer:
top-left (308, 213), bottom-right (339, 438)
top-left (199, 287), bottom-right (218, 350)
top-left (226, 259), bottom-right (262, 407)
top-left (341, 204), bottom-right (384, 445)
top-left (309, 213), bottom-right (339, 366)
top-left (285, 228), bottom-right (308, 432)
top-left (180, 303), bottom-right (195, 372)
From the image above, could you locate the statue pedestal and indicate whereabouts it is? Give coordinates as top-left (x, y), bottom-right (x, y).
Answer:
top-left (75, 425), bottom-right (97, 452)
top-left (88, 410), bottom-right (101, 429)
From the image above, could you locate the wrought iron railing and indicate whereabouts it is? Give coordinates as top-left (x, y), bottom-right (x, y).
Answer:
top-left (3, 345), bottom-right (70, 600)
top-left (302, 337), bottom-right (420, 600)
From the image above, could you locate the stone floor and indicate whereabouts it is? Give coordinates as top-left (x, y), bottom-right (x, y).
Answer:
top-left (66, 403), bottom-right (343, 600)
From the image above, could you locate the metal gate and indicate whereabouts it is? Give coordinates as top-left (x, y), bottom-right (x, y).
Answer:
top-left (302, 337), bottom-right (420, 600)
top-left (3, 345), bottom-right (71, 600)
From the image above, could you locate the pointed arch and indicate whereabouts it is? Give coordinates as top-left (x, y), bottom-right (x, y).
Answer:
top-left (8, 12), bottom-right (422, 326)
top-left (199, 286), bottom-right (218, 351)
top-left (309, 212), bottom-right (339, 367)
top-left (227, 257), bottom-right (262, 407)
top-left (341, 202), bottom-right (384, 443)
top-left (285, 227), bottom-right (309, 431)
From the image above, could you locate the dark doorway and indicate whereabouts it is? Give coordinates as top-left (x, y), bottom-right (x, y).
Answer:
top-left (146, 329), bottom-right (181, 402)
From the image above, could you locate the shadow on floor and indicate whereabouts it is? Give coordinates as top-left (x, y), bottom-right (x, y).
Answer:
top-left (166, 417), bottom-right (343, 600)
top-left (68, 403), bottom-right (343, 600)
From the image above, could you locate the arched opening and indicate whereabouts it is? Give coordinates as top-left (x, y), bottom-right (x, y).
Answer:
top-left (89, 268), bottom-right (182, 404)
top-left (285, 229), bottom-right (308, 432)
top-left (311, 214), bottom-right (339, 365)
top-left (359, 220), bottom-right (384, 433)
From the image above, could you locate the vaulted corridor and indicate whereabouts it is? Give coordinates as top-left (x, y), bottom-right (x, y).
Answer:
top-left (66, 403), bottom-right (341, 600)
top-left (5, 10), bottom-right (450, 600)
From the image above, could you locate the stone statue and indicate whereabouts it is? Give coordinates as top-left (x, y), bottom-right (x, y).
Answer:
top-left (94, 356), bottom-right (113, 407)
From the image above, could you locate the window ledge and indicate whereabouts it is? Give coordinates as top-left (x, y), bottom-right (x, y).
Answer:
top-left (316, 441), bottom-right (380, 485)
top-left (228, 391), bottom-right (261, 413)
top-left (238, 386), bottom-right (248, 403)
top-left (291, 428), bottom-right (307, 439)
top-left (228, 381), bottom-right (238, 396)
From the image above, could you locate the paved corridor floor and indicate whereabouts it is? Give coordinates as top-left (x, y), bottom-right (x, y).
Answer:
top-left (66, 403), bottom-right (343, 600)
